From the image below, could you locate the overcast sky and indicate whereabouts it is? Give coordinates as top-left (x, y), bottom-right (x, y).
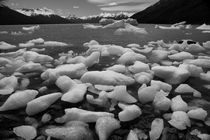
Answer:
top-left (6, 0), bottom-right (158, 17)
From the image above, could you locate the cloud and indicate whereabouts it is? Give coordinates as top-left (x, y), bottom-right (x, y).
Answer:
top-left (87, 0), bottom-right (157, 5)
top-left (100, 3), bottom-right (154, 12)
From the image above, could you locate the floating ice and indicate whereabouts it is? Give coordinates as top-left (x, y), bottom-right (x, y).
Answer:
top-left (86, 91), bottom-right (109, 107)
top-left (23, 51), bottom-right (53, 64)
top-left (0, 76), bottom-right (18, 95)
top-left (26, 92), bottom-right (62, 115)
top-left (19, 42), bottom-right (35, 48)
top-left (187, 108), bottom-right (207, 121)
top-left (200, 71), bottom-right (210, 82)
top-left (118, 103), bottom-right (142, 122)
top-left (184, 59), bottom-right (210, 68)
top-left (151, 80), bottom-right (172, 93)
top-left (40, 41), bottom-right (68, 47)
top-left (99, 18), bottom-right (115, 26)
top-left (128, 61), bottom-right (150, 74)
top-left (56, 76), bottom-right (87, 103)
top-left (171, 95), bottom-right (188, 112)
top-left (41, 63), bottom-right (87, 83)
top-left (153, 90), bottom-right (171, 111)
top-left (106, 65), bottom-right (127, 74)
top-left (179, 64), bottom-right (203, 77)
top-left (55, 108), bottom-right (114, 123)
top-left (134, 72), bottom-right (153, 84)
top-left (83, 24), bottom-right (103, 29)
top-left (0, 41), bottom-right (16, 50)
top-left (149, 50), bottom-right (168, 63)
top-left (96, 117), bottom-right (120, 140)
top-left (81, 70), bottom-right (135, 86)
top-left (114, 23), bottom-right (148, 35)
top-left (117, 52), bottom-right (147, 65)
top-left (152, 65), bottom-right (190, 84)
top-left (168, 111), bottom-right (191, 130)
top-left (16, 61), bottom-right (44, 73)
top-left (168, 52), bottom-right (194, 61)
top-left (103, 20), bottom-right (125, 29)
top-left (138, 84), bottom-right (159, 104)
top-left (196, 24), bottom-right (210, 30)
top-left (149, 118), bottom-right (164, 140)
top-left (108, 86), bottom-right (137, 103)
top-left (0, 90), bottom-right (38, 111)
top-left (13, 125), bottom-right (37, 140)
top-left (22, 25), bottom-right (40, 32)
top-left (175, 84), bottom-right (201, 97)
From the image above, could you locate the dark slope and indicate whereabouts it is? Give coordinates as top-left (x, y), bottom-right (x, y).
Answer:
top-left (0, 5), bottom-right (70, 25)
top-left (131, 0), bottom-right (210, 24)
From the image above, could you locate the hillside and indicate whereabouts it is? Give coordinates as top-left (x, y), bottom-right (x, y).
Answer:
top-left (131, 0), bottom-right (210, 24)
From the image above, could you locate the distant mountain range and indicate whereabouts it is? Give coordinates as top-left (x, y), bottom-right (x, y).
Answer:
top-left (0, 5), bottom-right (130, 25)
top-left (131, 0), bottom-right (210, 24)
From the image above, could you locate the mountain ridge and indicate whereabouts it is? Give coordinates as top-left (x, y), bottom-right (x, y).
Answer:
top-left (131, 0), bottom-right (210, 24)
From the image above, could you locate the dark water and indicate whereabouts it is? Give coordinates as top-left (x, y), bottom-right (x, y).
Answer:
top-left (0, 24), bottom-right (210, 47)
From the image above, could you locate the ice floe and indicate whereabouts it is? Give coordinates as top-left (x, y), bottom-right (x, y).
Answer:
top-left (0, 41), bottom-right (16, 50)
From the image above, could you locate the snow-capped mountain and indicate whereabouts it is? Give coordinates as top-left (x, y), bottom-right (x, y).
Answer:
top-left (79, 12), bottom-right (134, 20)
top-left (16, 7), bottom-right (55, 16)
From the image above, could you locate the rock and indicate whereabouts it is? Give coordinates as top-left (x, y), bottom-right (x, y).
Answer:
top-left (108, 86), bottom-right (137, 103)
top-left (153, 90), bottom-right (171, 111)
top-left (96, 117), bottom-right (121, 140)
top-left (45, 121), bottom-right (93, 140)
top-left (118, 103), bottom-right (142, 122)
top-left (0, 90), bottom-right (38, 111)
top-left (171, 95), bottom-right (188, 112)
top-left (168, 52), bottom-right (194, 61)
top-left (187, 108), bottom-right (207, 121)
top-left (13, 125), bottom-right (37, 140)
top-left (26, 92), bottom-right (62, 116)
top-left (168, 111), bottom-right (191, 130)
top-left (41, 63), bottom-right (87, 83)
top-left (138, 84), bottom-right (159, 104)
top-left (152, 65), bottom-right (190, 84)
top-left (55, 108), bottom-right (114, 123)
top-left (81, 70), bottom-right (135, 86)
top-left (128, 61), bottom-right (150, 74)
top-left (149, 118), bottom-right (164, 140)
top-left (56, 76), bottom-right (87, 103)
top-left (117, 52), bottom-right (147, 65)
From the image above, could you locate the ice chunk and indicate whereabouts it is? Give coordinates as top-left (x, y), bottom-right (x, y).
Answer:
top-left (23, 51), bottom-right (53, 63)
top-left (0, 76), bottom-right (18, 95)
top-left (40, 41), bottom-right (68, 47)
top-left (108, 86), bottom-right (137, 103)
top-left (16, 61), bottom-right (44, 73)
top-left (200, 71), bottom-right (210, 82)
top-left (168, 111), bottom-right (191, 130)
top-left (196, 24), bottom-right (210, 30)
top-left (187, 108), bottom-right (207, 121)
top-left (0, 90), bottom-right (38, 111)
top-left (55, 108), bottom-right (114, 123)
top-left (168, 52), bottom-right (194, 61)
top-left (134, 72), bottom-right (153, 84)
top-left (83, 24), bottom-right (103, 29)
top-left (13, 125), bottom-right (37, 140)
top-left (203, 41), bottom-right (210, 50)
top-left (103, 20), bottom-right (125, 28)
top-left (56, 76), bottom-right (87, 103)
top-left (128, 61), bottom-right (150, 74)
top-left (149, 50), bottom-right (168, 63)
top-left (117, 52), bottom-right (147, 65)
top-left (138, 84), bottom-right (159, 104)
top-left (22, 25), bottom-right (40, 32)
top-left (171, 95), bottom-right (188, 112)
top-left (175, 84), bottom-right (201, 97)
top-left (106, 65), bottom-right (127, 74)
top-left (41, 63), bottom-right (87, 83)
top-left (99, 18), bottom-right (115, 26)
top-left (152, 65), bottom-right (190, 84)
top-left (151, 80), bottom-right (172, 93)
top-left (81, 70), bottom-right (135, 86)
top-left (26, 92), bottom-right (62, 115)
top-left (118, 103), bottom-right (142, 122)
top-left (149, 118), bottom-right (164, 140)
top-left (0, 41), bottom-right (16, 50)
top-left (153, 90), bottom-right (171, 111)
top-left (86, 91), bottom-right (109, 107)
top-left (96, 117), bottom-right (120, 140)
top-left (184, 59), bottom-right (210, 68)
top-left (114, 23), bottom-right (148, 35)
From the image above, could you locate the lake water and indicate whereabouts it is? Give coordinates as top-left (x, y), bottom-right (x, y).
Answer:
top-left (0, 24), bottom-right (210, 139)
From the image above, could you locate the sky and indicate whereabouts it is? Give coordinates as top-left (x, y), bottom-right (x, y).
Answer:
top-left (5, 0), bottom-right (159, 17)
